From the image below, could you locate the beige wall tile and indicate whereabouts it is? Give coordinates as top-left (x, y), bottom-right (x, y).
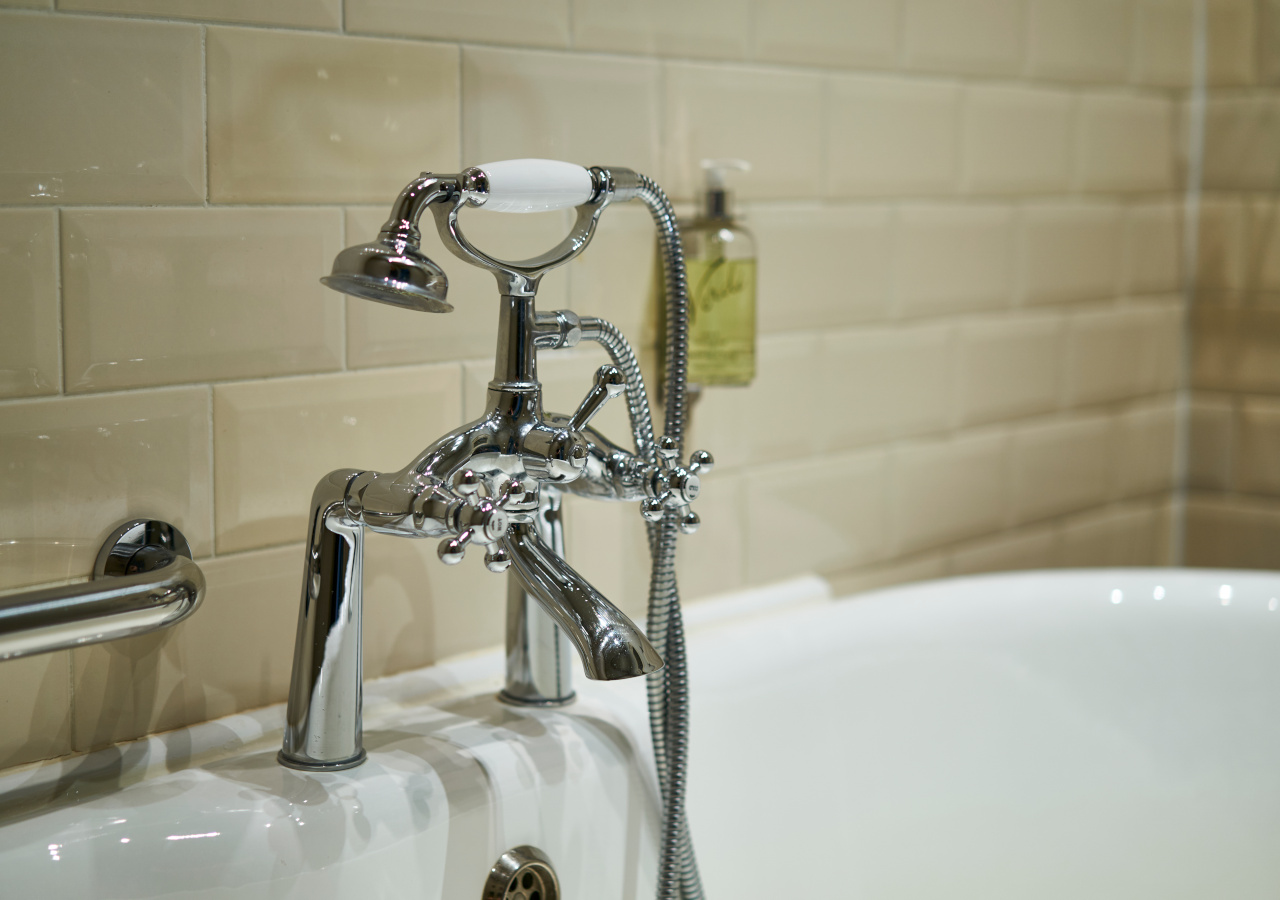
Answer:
top-left (956, 313), bottom-right (1061, 425)
top-left (213, 365), bottom-right (462, 554)
top-left (208, 28), bottom-right (459, 204)
top-left (685, 383), bottom-right (750, 473)
top-left (1124, 201), bottom-right (1181, 295)
top-left (962, 85), bottom-right (1074, 194)
top-left (1191, 306), bottom-right (1280, 393)
top-left (673, 469), bottom-right (745, 601)
top-left (345, 205), bottom-right (570, 369)
top-left (949, 523), bottom-right (1058, 575)
top-left (828, 76), bottom-right (960, 198)
top-left (894, 204), bottom-right (1014, 317)
top-left (746, 448), bottom-right (889, 583)
top-left (1134, 0), bottom-right (1195, 86)
top-left (62, 208), bottom-right (344, 392)
top-left (752, 204), bottom-right (893, 332)
top-left (826, 552), bottom-right (950, 596)
top-left (0, 13), bottom-right (203, 204)
top-left (1195, 197), bottom-right (1246, 292)
top-left (1113, 398), bottom-right (1177, 498)
top-left (463, 48), bottom-right (659, 182)
top-left (822, 323), bottom-right (952, 449)
top-left (1233, 396), bottom-right (1280, 495)
top-left (1244, 197), bottom-right (1280, 292)
top-left (890, 430), bottom-right (1009, 554)
top-left (0, 652), bottom-right (72, 770)
top-left (564, 494), bottom-right (653, 622)
top-left (745, 334), bottom-right (824, 464)
top-left (1064, 301), bottom-right (1180, 405)
top-left (1027, 0), bottom-right (1132, 82)
top-left (567, 203), bottom-right (657, 345)
top-left (1076, 93), bottom-right (1176, 192)
top-left (1012, 413), bottom-right (1111, 523)
top-left (347, 0), bottom-right (569, 47)
top-left (1019, 202), bottom-right (1124, 305)
top-left (0, 0), bottom-right (51, 7)
top-left (570, 0), bottom-right (752, 59)
top-left (0, 209), bottom-right (59, 399)
top-left (1184, 494), bottom-right (1280, 568)
top-left (0, 388), bottom-right (213, 591)
top-left (1206, 0), bottom-right (1257, 86)
top-left (754, 0), bottom-right (899, 69)
top-left (59, 0), bottom-right (341, 28)
top-left (903, 0), bottom-right (1026, 76)
top-left (663, 63), bottom-right (823, 202)
top-left (1201, 97), bottom-right (1280, 191)
top-left (1059, 501), bottom-right (1160, 566)
top-left (1188, 393), bottom-right (1233, 490)
top-left (1261, 0), bottom-right (1280, 85)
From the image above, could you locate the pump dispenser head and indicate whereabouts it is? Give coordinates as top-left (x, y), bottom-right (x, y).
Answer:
top-left (700, 158), bottom-right (750, 219)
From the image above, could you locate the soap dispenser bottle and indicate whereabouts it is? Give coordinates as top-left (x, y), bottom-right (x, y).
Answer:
top-left (681, 158), bottom-right (757, 387)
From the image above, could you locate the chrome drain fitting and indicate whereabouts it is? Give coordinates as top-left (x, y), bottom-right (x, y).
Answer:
top-left (482, 845), bottom-right (559, 900)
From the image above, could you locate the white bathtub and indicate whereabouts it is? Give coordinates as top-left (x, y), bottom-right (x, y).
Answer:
top-left (2, 568), bottom-right (1277, 898)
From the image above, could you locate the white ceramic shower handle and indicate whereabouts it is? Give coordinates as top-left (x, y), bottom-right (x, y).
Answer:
top-left (474, 159), bottom-right (594, 213)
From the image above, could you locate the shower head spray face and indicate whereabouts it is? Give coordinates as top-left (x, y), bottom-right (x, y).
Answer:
top-left (320, 235), bottom-right (451, 313)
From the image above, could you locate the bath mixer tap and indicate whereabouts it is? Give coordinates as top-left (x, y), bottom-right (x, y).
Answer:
top-left (280, 159), bottom-right (711, 770)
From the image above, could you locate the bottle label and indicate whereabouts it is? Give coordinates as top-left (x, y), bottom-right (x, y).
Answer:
top-left (686, 257), bottom-right (756, 386)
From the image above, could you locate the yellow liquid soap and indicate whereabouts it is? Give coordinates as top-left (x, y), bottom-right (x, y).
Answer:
top-left (685, 255), bottom-right (757, 386)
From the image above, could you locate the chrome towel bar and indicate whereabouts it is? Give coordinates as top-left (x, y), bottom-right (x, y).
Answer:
top-left (0, 519), bottom-right (205, 661)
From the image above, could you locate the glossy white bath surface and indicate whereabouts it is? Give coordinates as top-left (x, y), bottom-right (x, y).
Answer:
top-left (3, 569), bottom-right (1279, 898)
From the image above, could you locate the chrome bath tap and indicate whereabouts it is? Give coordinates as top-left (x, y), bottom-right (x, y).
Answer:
top-left (279, 160), bottom-right (711, 770)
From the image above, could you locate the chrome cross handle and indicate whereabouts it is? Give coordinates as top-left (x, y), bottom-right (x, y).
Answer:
top-left (640, 437), bottom-right (715, 534)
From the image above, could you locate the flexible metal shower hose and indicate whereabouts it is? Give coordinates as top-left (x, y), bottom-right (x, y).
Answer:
top-left (583, 173), bottom-right (704, 900)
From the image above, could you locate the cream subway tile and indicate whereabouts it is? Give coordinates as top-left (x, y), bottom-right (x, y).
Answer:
top-left (0, 652), bottom-right (71, 770)
top-left (1233, 396), bottom-right (1280, 496)
top-left (208, 28), bottom-right (459, 204)
top-left (345, 205), bottom-right (569, 369)
top-left (821, 323), bottom-right (952, 450)
top-left (213, 365), bottom-right (462, 554)
top-left (674, 469), bottom-right (745, 602)
top-left (0, 13), bottom-right (203, 204)
top-left (0, 209), bottom-right (58, 398)
top-left (62, 208), bottom-right (344, 392)
top-left (70, 544), bottom-right (302, 751)
top-left (961, 85), bottom-right (1073, 194)
top-left (1133, 0), bottom-right (1195, 86)
top-left (1123, 201), bottom-right (1181, 295)
top-left (745, 448), bottom-right (890, 583)
top-left (827, 76), bottom-right (960, 198)
top-left (948, 523), bottom-right (1058, 575)
top-left (685, 383), bottom-right (749, 473)
top-left (894, 204), bottom-right (1014, 317)
top-left (1018, 202), bottom-right (1124, 305)
top-left (903, 0), bottom-right (1026, 76)
top-left (1262, 0), bottom-right (1280, 85)
top-left (567, 203), bottom-right (657, 345)
top-left (0, 0), bottom-right (50, 7)
top-left (751, 204), bottom-right (893, 333)
top-left (463, 48), bottom-right (660, 180)
top-left (1206, 0), bottom-right (1257, 86)
top-left (1184, 494), bottom-right (1280, 568)
top-left (1027, 0), bottom-right (1132, 83)
top-left (663, 63), bottom-right (823, 202)
top-left (1076, 92), bottom-right (1176, 192)
top-left (889, 430), bottom-right (1009, 555)
top-left (0, 388), bottom-right (213, 592)
top-left (570, 0), bottom-right (752, 59)
top-left (745, 334), bottom-right (823, 465)
top-left (825, 552), bottom-right (950, 596)
top-left (1195, 197), bottom-right (1246, 292)
top-left (1244, 197), bottom-right (1280, 292)
top-left (563, 494), bottom-right (653, 622)
top-left (956, 313), bottom-right (1061, 425)
top-left (347, 0), bottom-right (570, 47)
top-left (1200, 97), bottom-right (1280, 191)
top-left (1011, 413), bottom-right (1111, 523)
top-left (1112, 397), bottom-right (1177, 498)
top-left (59, 0), bottom-right (341, 28)
top-left (753, 0), bottom-right (899, 69)
top-left (1064, 301), bottom-right (1179, 405)
top-left (1190, 306), bottom-right (1280, 393)
top-left (1188, 393), bottom-right (1233, 491)
top-left (1152, 497), bottom-right (1175, 564)
top-left (1059, 501), bottom-right (1161, 566)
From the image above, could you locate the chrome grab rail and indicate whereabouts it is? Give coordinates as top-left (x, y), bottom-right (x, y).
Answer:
top-left (0, 519), bottom-right (205, 661)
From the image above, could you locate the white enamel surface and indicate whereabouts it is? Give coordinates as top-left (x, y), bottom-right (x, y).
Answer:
top-left (477, 158), bottom-right (593, 213)
top-left (4, 568), bottom-right (1278, 898)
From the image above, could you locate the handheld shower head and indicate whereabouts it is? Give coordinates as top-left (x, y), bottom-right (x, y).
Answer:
top-left (320, 233), bottom-right (451, 313)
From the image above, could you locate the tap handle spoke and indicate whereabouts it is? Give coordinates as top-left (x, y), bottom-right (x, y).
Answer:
top-left (567, 365), bottom-right (626, 434)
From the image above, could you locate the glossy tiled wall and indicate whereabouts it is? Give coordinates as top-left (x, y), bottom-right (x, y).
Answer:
top-left (1186, 3), bottom-right (1280, 568)
top-left (0, 0), bottom-right (1209, 769)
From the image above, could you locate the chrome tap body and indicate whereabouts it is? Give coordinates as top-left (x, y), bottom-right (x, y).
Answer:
top-left (280, 163), bottom-right (710, 770)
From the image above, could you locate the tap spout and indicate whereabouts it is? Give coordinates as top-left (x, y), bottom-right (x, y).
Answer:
top-left (501, 523), bottom-right (661, 680)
